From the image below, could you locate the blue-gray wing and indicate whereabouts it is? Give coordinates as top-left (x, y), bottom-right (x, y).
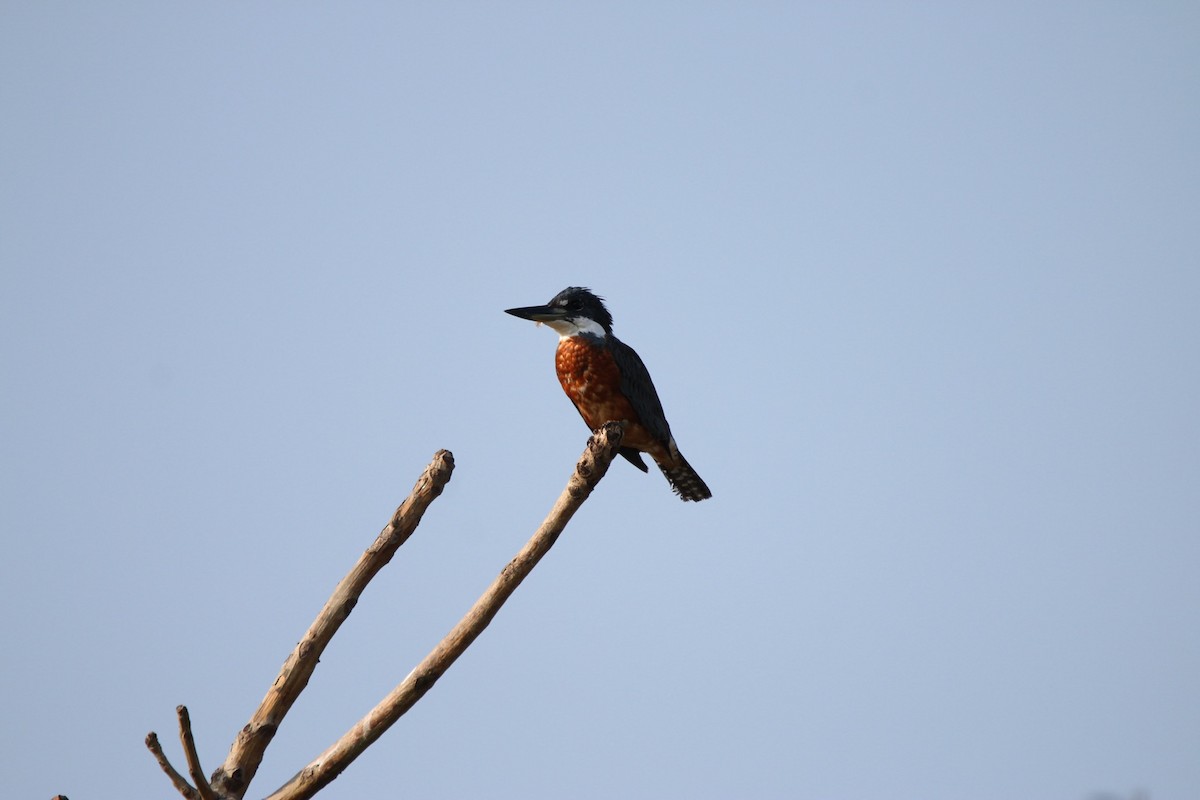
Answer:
top-left (609, 335), bottom-right (673, 445)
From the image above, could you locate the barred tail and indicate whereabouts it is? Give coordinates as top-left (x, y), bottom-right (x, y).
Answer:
top-left (658, 452), bottom-right (712, 502)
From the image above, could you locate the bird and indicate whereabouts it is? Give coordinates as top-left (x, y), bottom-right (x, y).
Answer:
top-left (505, 286), bottom-right (712, 502)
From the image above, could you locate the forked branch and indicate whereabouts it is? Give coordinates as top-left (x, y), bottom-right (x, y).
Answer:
top-left (143, 706), bottom-right (217, 799)
top-left (262, 421), bottom-right (625, 800)
top-left (145, 450), bottom-right (454, 800)
top-left (209, 449), bottom-right (454, 798)
top-left (148, 424), bottom-right (620, 800)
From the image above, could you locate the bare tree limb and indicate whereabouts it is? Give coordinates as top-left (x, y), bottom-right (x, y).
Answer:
top-left (145, 731), bottom-right (200, 800)
top-left (208, 450), bottom-right (455, 799)
top-left (263, 422), bottom-right (625, 800)
top-left (176, 705), bottom-right (217, 800)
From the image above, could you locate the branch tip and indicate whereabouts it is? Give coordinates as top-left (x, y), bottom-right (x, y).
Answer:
top-left (146, 728), bottom-right (200, 800)
top-left (177, 706), bottom-right (217, 800)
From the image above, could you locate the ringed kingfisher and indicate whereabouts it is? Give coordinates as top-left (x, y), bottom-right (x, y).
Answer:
top-left (505, 286), bottom-right (712, 502)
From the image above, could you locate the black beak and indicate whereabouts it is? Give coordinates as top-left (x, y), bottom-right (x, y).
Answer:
top-left (504, 303), bottom-right (568, 323)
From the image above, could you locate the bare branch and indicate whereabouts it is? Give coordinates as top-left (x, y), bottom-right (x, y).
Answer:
top-left (176, 705), bottom-right (217, 800)
top-left (262, 423), bottom-right (625, 800)
top-left (145, 731), bottom-right (200, 800)
top-left (209, 450), bottom-right (455, 799)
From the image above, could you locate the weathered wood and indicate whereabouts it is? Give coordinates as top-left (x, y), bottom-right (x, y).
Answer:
top-left (207, 450), bottom-right (455, 799)
top-left (177, 705), bottom-right (217, 800)
top-left (145, 731), bottom-right (200, 800)
top-left (262, 422), bottom-right (625, 800)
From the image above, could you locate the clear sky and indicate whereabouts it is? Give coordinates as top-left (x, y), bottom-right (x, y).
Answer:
top-left (2, 4), bottom-right (1197, 800)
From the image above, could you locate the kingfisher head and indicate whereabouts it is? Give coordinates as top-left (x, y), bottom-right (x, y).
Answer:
top-left (505, 286), bottom-right (613, 339)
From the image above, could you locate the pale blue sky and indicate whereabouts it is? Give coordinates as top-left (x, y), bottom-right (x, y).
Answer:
top-left (2, 4), bottom-right (1198, 800)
